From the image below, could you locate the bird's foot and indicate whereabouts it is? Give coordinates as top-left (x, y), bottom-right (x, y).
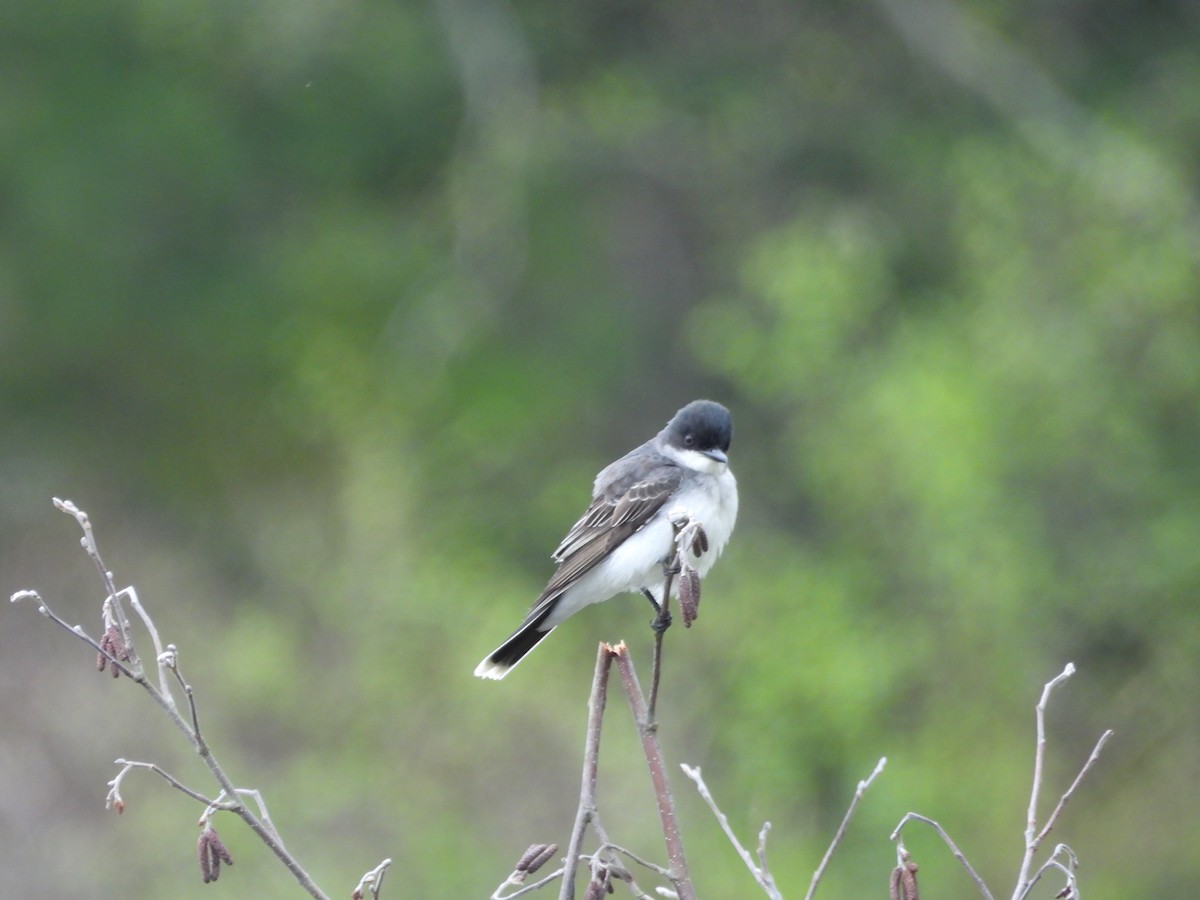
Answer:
top-left (651, 609), bottom-right (673, 634)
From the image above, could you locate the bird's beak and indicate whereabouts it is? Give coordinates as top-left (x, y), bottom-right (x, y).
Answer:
top-left (703, 448), bottom-right (728, 465)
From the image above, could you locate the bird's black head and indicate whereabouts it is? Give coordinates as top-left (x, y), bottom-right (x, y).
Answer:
top-left (664, 400), bottom-right (733, 464)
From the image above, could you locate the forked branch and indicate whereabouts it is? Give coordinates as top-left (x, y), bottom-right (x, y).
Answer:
top-left (891, 663), bottom-right (1113, 900)
top-left (11, 499), bottom-right (392, 899)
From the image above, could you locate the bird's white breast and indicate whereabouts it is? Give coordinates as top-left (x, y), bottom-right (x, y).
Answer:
top-left (542, 465), bottom-right (738, 629)
top-left (668, 467), bottom-right (738, 577)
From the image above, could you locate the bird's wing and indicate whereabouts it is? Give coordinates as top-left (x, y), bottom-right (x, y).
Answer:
top-left (516, 463), bottom-right (682, 625)
top-left (552, 466), bottom-right (681, 562)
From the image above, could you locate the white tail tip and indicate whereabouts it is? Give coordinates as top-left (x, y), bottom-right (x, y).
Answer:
top-left (473, 659), bottom-right (511, 680)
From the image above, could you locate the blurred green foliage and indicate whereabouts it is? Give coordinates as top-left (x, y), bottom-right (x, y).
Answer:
top-left (2, 0), bottom-right (1198, 897)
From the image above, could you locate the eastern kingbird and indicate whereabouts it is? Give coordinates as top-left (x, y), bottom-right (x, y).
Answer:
top-left (474, 400), bottom-right (739, 680)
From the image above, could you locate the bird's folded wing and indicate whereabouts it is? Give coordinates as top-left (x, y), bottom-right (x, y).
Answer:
top-left (515, 467), bottom-right (682, 625)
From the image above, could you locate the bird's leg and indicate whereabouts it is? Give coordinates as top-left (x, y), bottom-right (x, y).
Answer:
top-left (645, 539), bottom-right (687, 635)
top-left (642, 588), bottom-right (672, 634)
top-left (640, 588), bottom-right (661, 613)
top-left (645, 542), bottom-right (686, 728)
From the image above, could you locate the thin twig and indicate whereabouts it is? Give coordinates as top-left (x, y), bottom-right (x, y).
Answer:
top-left (107, 759), bottom-right (231, 812)
top-left (352, 858), bottom-right (394, 900)
top-left (1013, 727), bottom-right (1112, 900)
top-left (680, 763), bottom-right (781, 899)
top-left (15, 501), bottom-right (334, 900)
top-left (559, 643), bottom-right (614, 900)
top-left (756, 822), bottom-right (773, 884)
top-left (1023, 844), bottom-right (1078, 900)
top-left (612, 645), bottom-right (695, 900)
top-left (235, 787), bottom-right (286, 846)
top-left (890, 665), bottom-right (1112, 900)
top-left (1024, 665), bottom-right (1076, 852)
top-left (161, 646), bottom-right (204, 748)
top-left (119, 586), bottom-right (175, 703)
top-left (491, 844), bottom-right (561, 898)
top-left (1034, 729), bottom-right (1113, 850)
top-left (806, 756), bottom-right (887, 900)
top-left (597, 842), bottom-right (675, 879)
top-left (582, 851), bottom-right (655, 899)
top-left (12, 591), bottom-right (147, 692)
top-left (586, 824), bottom-right (663, 896)
top-left (54, 498), bottom-right (140, 671)
top-left (1013, 662), bottom-right (1093, 900)
top-left (646, 568), bottom-right (675, 726)
top-left (493, 866), bottom-right (567, 900)
top-left (202, 788), bottom-right (287, 848)
top-left (891, 813), bottom-right (995, 900)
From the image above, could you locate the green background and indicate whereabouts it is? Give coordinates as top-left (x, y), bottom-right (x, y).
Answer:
top-left (2, 1), bottom-right (1197, 897)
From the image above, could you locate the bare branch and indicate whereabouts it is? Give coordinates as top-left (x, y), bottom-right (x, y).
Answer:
top-left (559, 643), bottom-right (614, 900)
top-left (683, 755), bottom-right (885, 899)
top-left (596, 842), bottom-right (674, 879)
top-left (890, 664), bottom-right (1111, 900)
top-left (122, 586), bottom-right (176, 703)
top-left (756, 822), bottom-right (773, 887)
top-left (1033, 730), bottom-right (1113, 850)
top-left (106, 758), bottom-right (231, 813)
top-left (680, 763), bottom-right (781, 899)
top-left (1012, 664), bottom-right (1112, 900)
top-left (806, 756), bottom-right (887, 900)
top-left (1023, 845), bottom-right (1079, 900)
top-left (612, 644), bottom-right (695, 900)
top-left (493, 866), bottom-right (567, 900)
top-left (1024, 665), bottom-right (1076, 850)
top-left (890, 814), bottom-right (994, 900)
top-left (200, 788), bottom-right (287, 847)
top-left (576, 850), bottom-right (659, 899)
top-left (54, 498), bottom-right (147, 683)
top-left (15, 500), bottom-right (338, 900)
top-left (352, 858), bottom-right (394, 900)
top-left (11, 589), bottom-right (137, 681)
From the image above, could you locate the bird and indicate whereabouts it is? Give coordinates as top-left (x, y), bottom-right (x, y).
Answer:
top-left (474, 399), bottom-right (738, 680)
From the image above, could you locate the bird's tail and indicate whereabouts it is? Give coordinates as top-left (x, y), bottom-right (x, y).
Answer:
top-left (474, 610), bottom-right (555, 680)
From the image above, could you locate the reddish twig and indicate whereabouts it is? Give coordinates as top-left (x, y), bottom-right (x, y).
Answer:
top-left (612, 643), bottom-right (695, 900)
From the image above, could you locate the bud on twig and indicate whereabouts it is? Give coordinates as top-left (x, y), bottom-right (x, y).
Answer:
top-left (351, 857), bottom-right (393, 899)
top-left (198, 825), bottom-right (234, 884)
top-left (678, 566), bottom-right (701, 627)
top-left (889, 849), bottom-right (919, 900)
top-left (515, 843), bottom-right (558, 878)
top-left (582, 869), bottom-right (610, 900)
top-left (98, 624), bottom-right (129, 678)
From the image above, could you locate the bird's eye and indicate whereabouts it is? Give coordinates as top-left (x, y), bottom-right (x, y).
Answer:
top-left (684, 433), bottom-right (694, 447)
